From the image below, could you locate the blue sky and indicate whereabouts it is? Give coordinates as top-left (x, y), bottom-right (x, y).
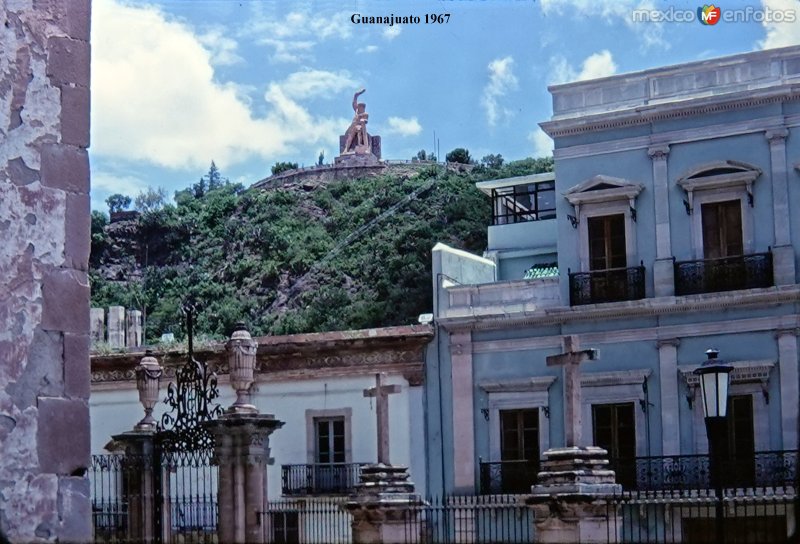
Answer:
top-left (90, 0), bottom-right (800, 211)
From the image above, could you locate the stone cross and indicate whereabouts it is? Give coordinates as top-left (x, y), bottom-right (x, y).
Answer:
top-left (546, 335), bottom-right (598, 448)
top-left (363, 373), bottom-right (401, 465)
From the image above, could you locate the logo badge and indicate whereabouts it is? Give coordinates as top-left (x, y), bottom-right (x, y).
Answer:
top-left (698, 5), bottom-right (721, 25)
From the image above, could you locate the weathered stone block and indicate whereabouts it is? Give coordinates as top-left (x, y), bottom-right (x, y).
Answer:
top-left (46, 37), bottom-right (90, 88)
top-left (107, 306), bottom-right (125, 348)
top-left (64, 333), bottom-right (90, 399)
top-left (58, 476), bottom-right (91, 542)
top-left (37, 398), bottom-right (90, 476)
top-left (6, 328), bottom-right (64, 410)
top-left (41, 268), bottom-right (90, 334)
top-left (90, 308), bottom-right (105, 343)
top-left (63, 0), bottom-right (91, 42)
top-left (64, 192), bottom-right (90, 270)
top-left (41, 143), bottom-right (90, 194)
top-left (60, 86), bottom-right (90, 148)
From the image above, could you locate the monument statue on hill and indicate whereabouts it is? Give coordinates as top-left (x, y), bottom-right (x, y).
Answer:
top-left (336, 88), bottom-right (381, 166)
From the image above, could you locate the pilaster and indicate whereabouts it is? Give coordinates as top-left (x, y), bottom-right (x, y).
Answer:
top-left (776, 328), bottom-right (799, 450)
top-left (657, 338), bottom-right (681, 455)
top-left (649, 145), bottom-right (675, 296)
top-left (766, 129), bottom-right (796, 285)
top-left (450, 331), bottom-right (475, 492)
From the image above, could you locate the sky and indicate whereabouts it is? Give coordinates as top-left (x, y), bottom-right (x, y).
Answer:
top-left (90, 0), bottom-right (800, 211)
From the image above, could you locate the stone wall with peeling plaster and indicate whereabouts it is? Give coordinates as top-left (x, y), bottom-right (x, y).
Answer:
top-left (1, 0), bottom-right (92, 541)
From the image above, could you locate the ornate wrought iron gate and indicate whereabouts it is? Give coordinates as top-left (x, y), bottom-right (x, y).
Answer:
top-left (153, 308), bottom-right (222, 544)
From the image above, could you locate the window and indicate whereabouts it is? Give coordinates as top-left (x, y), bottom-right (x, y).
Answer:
top-left (500, 409), bottom-right (540, 462)
top-left (588, 214), bottom-right (626, 270)
top-left (491, 182), bottom-right (556, 225)
top-left (593, 402), bottom-right (636, 488)
top-left (315, 417), bottom-right (345, 464)
top-left (271, 512), bottom-right (299, 544)
top-left (701, 200), bottom-right (743, 259)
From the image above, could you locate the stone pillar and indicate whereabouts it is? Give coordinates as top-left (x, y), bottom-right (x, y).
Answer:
top-left (111, 430), bottom-right (160, 544)
top-left (108, 306), bottom-right (126, 348)
top-left (204, 414), bottom-right (284, 544)
top-left (648, 145), bottom-right (674, 297)
top-left (657, 338), bottom-right (680, 455)
top-left (450, 331), bottom-right (475, 492)
top-left (766, 128), bottom-right (796, 285)
top-left (527, 447), bottom-right (622, 544)
top-left (126, 309), bottom-right (143, 348)
top-left (90, 307), bottom-right (105, 343)
top-left (777, 329), bottom-right (799, 450)
top-left (345, 465), bottom-right (424, 544)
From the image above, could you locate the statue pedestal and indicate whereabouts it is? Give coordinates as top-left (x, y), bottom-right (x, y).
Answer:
top-left (526, 447), bottom-right (622, 544)
top-left (344, 464), bottom-right (424, 544)
top-left (336, 134), bottom-right (382, 166)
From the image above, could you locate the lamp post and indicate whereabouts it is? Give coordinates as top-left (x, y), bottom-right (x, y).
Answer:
top-left (693, 348), bottom-right (733, 544)
top-left (135, 350), bottom-right (163, 431)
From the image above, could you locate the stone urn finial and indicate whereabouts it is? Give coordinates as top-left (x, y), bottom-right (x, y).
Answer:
top-left (135, 350), bottom-right (163, 431)
top-left (226, 322), bottom-right (258, 414)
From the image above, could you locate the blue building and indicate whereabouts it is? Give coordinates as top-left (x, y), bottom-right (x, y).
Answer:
top-left (425, 46), bottom-right (800, 500)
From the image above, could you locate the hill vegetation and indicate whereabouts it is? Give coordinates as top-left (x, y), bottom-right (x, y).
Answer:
top-left (90, 156), bottom-right (553, 343)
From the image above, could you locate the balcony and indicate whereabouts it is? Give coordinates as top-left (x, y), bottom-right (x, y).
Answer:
top-left (674, 251), bottom-right (773, 296)
top-left (479, 460), bottom-right (540, 495)
top-left (608, 450), bottom-right (797, 491)
top-left (281, 463), bottom-right (363, 496)
top-left (568, 264), bottom-right (646, 306)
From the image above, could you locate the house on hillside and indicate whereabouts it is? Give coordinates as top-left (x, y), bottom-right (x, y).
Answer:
top-left (425, 46), bottom-right (800, 541)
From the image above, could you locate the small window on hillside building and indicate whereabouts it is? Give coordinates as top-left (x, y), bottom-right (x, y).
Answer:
top-left (701, 200), bottom-right (743, 259)
top-left (588, 214), bottom-right (626, 271)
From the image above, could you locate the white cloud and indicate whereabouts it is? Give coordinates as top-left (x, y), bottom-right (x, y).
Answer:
top-left (529, 129), bottom-right (553, 158)
top-left (358, 44), bottom-right (379, 54)
top-left (383, 26), bottom-right (402, 40)
top-left (482, 56), bottom-right (519, 127)
top-left (92, 0), bottom-right (353, 170)
top-left (758, 0), bottom-right (800, 49)
top-left (198, 28), bottom-right (243, 66)
top-left (245, 10), bottom-right (352, 63)
top-left (540, 0), bottom-right (666, 49)
top-left (549, 50), bottom-right (618, 84)
top-left (385, 117), bottom-right (422, 137)
top-left (91, 172), bottom-right (150, 210)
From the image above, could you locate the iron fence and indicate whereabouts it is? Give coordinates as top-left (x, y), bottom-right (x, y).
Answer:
top-left (281, 463), bottom-right (363, 496)
top-left (479, 460), bottom-right (540, 495)
top-left (674, 251), bottom-right (773, 296)
top-left (568, 264), bottom-right (646, 306)
top-left (90, 453), bottom-right (141, 543)
top-left (260, 498), bottom-right (352, 544)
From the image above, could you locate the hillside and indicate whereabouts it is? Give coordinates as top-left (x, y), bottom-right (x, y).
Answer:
top-left (90, 158), bottom-right (553, 343)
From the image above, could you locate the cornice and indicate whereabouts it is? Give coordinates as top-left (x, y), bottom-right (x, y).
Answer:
top-left (541, 85), bottom-right (800, 138)
top-left (438, 286), bottom-right (800, 333)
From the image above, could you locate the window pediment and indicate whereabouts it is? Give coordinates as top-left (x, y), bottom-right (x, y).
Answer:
top-left (677, 160), bottom-right (762, 193)
top-left (565, 175), bottom-right (644, 206)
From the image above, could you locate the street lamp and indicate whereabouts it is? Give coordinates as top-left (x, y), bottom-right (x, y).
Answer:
top-left (694, 348), bottom-right (733, 544)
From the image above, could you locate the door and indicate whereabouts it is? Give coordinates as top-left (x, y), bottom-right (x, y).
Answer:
top-left (701, 199), bottom-right (743, 259)
top-left (592, 402), bottom-right (636, 488)
top-left (726, 395), bottom-right (755, 487)
top-left (499, 408), bottom-right (540, 493)
top-left (314, 417), bottom-right (346, 493)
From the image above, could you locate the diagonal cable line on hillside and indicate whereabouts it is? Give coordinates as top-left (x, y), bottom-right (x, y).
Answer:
top-left (270, 170), bottom-right (442, 311)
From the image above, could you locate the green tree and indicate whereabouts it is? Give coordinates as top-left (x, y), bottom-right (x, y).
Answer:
top-left (272, 161), bottom-right (299, 175)
top-left (446, 148), bottom-right (472, 164)
top-left (414, 150), bottom-right (436, 162)
top-left (106, 193), bottom-right (131, 214)
top-left (481, 153), bottom-right (504, 169)
top-left (134, 187), bottom-right (168, 213)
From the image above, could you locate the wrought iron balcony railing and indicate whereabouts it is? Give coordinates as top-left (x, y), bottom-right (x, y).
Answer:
top-left (609, 450), bottom-right (797, 491)
top-left (568, 264), bottom-right (646, 306)
top-left (673, 251), bottom-right (773, 296)
top-left (479, 460), bottom-right (540, 495)
top-left (281, 463), bottom-right (364, 496)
